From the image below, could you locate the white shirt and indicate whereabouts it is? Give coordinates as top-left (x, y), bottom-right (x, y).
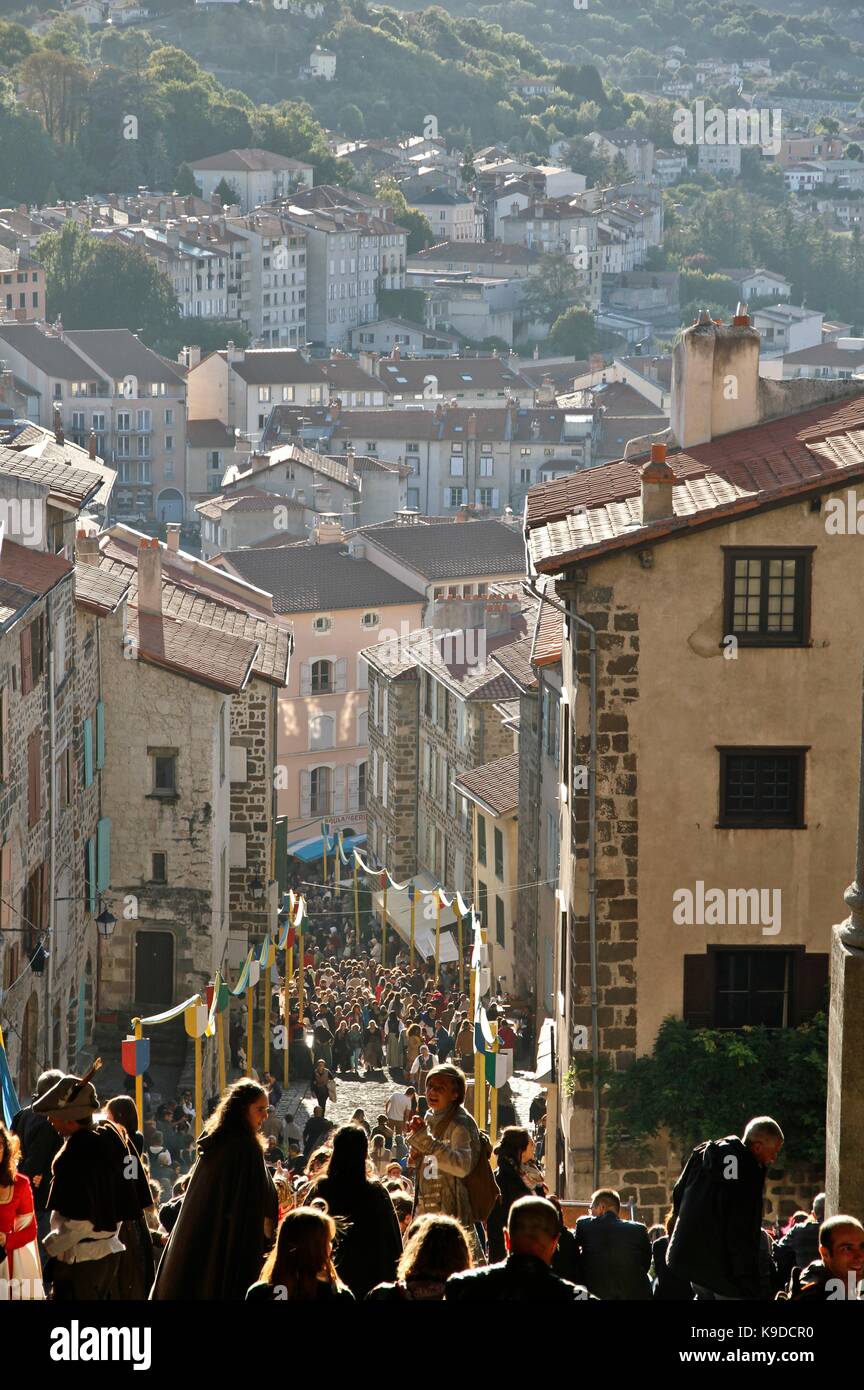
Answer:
top-left (386, 1093), bottom-right (412, 1122)
top-left (43, 1213), bottom-right (124, 1264)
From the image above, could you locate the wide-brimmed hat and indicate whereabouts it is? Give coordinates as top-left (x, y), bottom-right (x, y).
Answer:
top-left (32, 1073), bottom-right (100, 1121)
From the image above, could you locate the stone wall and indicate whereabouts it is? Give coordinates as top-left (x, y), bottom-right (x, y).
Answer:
top-left (515, 685), bottom-right (540, 1007)
top-left (229, 680), bottom-right (275, 948)
top-left (367, 669), bottom-right (419, 879)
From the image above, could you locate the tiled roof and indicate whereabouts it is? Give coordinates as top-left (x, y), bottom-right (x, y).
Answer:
top-left (74, 562), bottom-right (130, 615)
top-left (217, 543), bottom-right (422, 615)
top-left (0, 323), bottom-right (96, 379)
top-left (64, 330), bottom-right (186, 385)
top-left (191, 148), bottom-right (312, 173)
top-left (0, 577), bottom-right (35, 626)
top-left (779, 344), bottom-right (864, 367)
top-left (130, 610), bottom-right (258, 694)
top-left (364, 607), bottom-right (529, 701)
top-left (321, 361), bottom-right (384, 392)
top-left (222, 350), bottom-right (327, 386)
top-left (187, 418), bottom-right (236, 449)
top-left (195, 488), bottom-right (297, 520)
top-left (96, 530), bottom-right (290, 685)
top-left (455, 752), bottom-right (520, 817)
top-left (531, 588), bottom-right (563, 668)
top-left (409, 240), bottom-right (541, 265)
top-left (490, 636), bottom-right (536, 691)
top-left (0, 540), bottom-right (73, 596)
top-left (358, 518), bottom-right (524, 581)
top-left (0, 443), bottom-right (104, 508)
top-left (376, 358), bottom-right (529, 392)
top-left (526, 391), bottom-right (864, 570)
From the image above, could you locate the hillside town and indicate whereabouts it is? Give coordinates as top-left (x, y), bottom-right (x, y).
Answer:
top-left (0, 0), bottom-right (862, 1344)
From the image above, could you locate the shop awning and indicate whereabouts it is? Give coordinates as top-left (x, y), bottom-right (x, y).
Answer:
top-left (287, 832), bottom-right (367, 863)
top-left (532, 1016), bottom-right (556, 1084)
top-left (372, 872), bottom-right (463, 964)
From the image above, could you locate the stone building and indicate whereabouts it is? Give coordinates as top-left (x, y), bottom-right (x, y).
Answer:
top-left (524, 305), bottom-right (864, 1220)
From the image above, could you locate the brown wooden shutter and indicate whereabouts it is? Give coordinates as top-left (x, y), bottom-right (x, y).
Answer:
top-left (682, 953), bottom-right (713, 1028)
top-left (27, 731), bottom-right (41, 827)
top-left (0, 842), bottom-right (10, 933)
top-left (20, 625), bottom-right (32, 697)
top-left (793, 951), bottom-right (829, 1024)
top-left (39, 861), bottom-right (49, 933)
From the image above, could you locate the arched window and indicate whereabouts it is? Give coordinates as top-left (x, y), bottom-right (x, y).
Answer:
top-left (357, 709), bottom-right (368, 744)
top-left (310, 766), bottom-right (332, 815)
top-left (311, 660), bottom-right (333, 694)
top-left (358, 761), bottom-right (367, 810)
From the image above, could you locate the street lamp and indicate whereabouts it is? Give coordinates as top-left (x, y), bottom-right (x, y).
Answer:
top-left (96, 907), bottom-right (117, 940)
top-left (249, 876), bottom-right (264, 902)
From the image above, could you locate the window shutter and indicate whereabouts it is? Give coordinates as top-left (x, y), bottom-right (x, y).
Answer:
top-left (793, 952), bottom-right (829, 1024)
top-left (357, 656), bottom-right (368, 691)
top-left (229, 832), bottom-right (247, 868)
top-left (27, 731), bottom-right (40, 827)
top-left (300, 661), bottom-right (312, 696)
top-left (423, 740), bottom-right (430, 789)
top-left (83, 718), bottom-right (94, 787)
top-left (682, 954), bottom-right (713, 1029)
top-left (348, 764), bottom-right (359, 809)
top-left (357, 709), bottom-right (368, 744)
top-left (492, 489), bottom-right (500, 509)
top-left (55, 616), bottom-right (66, 680)
top-left (40, 861), bottom-right (49, 932)
top-left (20, 625), bottom-right (32, 696)
top-left (300, 770), bottom-right (311, 817)
top-left (87, 838), bottom-right (97, 915)
top-left (372, 748), bottom-right (379, 797)
top-left (372, 682), bottom-right (378, 727)
top-left (0, 842), bottom-right (10, 932)
top-left (229, 743), bottom-right (248, 782)
top-left (335, 658), bottom-right (348, 693)
top-left (96, 817), bottom-right (110, 892)
top-left (474, 488), bottom-right (482, 506)
top-left (382, 760), bottom-right (388, 809)
top-left (95, 700), bottom-right (105, 769)
top-left (382, 689), bottom-right (389, 736)
top-left (333, 765), bottom-right (346, 814)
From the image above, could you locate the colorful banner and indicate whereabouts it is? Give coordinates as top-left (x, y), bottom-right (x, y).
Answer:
top-left (141, 993), bottom-right (205, 1027)
top-left (184, 997), bottom-right (211, 1039)
top-left (121, 1036), bottom-right (151, 1077)
top-left (0, 1023), bottom-right (21, 1125)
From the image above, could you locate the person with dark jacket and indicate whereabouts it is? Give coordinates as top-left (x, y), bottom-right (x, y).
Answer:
top-left (487, 1127), bottom-right (545, 1263)
top-left (302, 1107), bottom-right (333, 1156)
top-left (11, 1069), bottom-right (63, 1253)
top-left (574, 1189), bottom-right (652, 1300)
top-left (446, 1196), bottom-right (591, 1302)
top-left (774, 1193), bottom-right (825, 1284)
top-left (652, 1214), bottom-right (694, 1301)
top-left (302, 1124), bottom-right (402, 1299)
top-left (666, 1116), bottom-right (784, 1300)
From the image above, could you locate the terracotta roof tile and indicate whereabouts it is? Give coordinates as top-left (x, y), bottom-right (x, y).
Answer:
top-left (490, 636), bottom-right (536, 691)
top-left (0, 541), bottom-right (73, 596)
top-left (455, 752), bottom-right (520, 817)
top-left (129, 610), bottom-right (258, 693)
top-left (74, 563), bottom-right (130, 614)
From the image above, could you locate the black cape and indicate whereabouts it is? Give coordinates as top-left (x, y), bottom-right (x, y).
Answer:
top-left (150, 1129), bottom-right (277, 1300)
top-left (47, 1122), bottom-right (151, 1229)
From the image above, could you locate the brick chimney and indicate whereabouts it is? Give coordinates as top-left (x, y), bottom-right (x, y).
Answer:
top-left (345, 443), bottom-right (356, 483)
top-left (75, 529), bottom-right (100, 565)
top-left (640, 442), bottom-right (676, 525)
top-left (671, 303), bottom-right (761, 449)
top-left (313, 513), bottom-right (344, 545)
top-left (467, 412), bottom-right (477, 438)
top-left (138, 537), bottom-right (163, 616)
top-left (54, 407), bottom-right (64, 446)
top-left (166, 523), bottom-right (181, 552)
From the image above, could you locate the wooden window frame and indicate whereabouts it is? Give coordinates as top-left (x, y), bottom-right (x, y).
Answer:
top-left (722, 546), bottom-right (813, 648)
top-left (717, 745), bottom-right (808, 829)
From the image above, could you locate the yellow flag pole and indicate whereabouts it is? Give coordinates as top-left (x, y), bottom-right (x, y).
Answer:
top-left (246, 985), bottom-right (253, 1077)
top-left (322, 830), bottom-right (328, 887)
top-left (353, 857), bottom-right (360, 946)
top-left (297, 920), bottom-right (304, 1023)
top-left (435, 892), bottom-right (441, 982)
top-left (132, 1017), bottom-right (143, 1128)
top-left (457, 907), bottom-right (464, 994)
top-left (194, 1028), bottom-right (203, 1139)
top-left (409, 891), bottom-right (415, 970)
top-left (382, 877), bottom-right (388, 968)
top-left (216, 1007), bottom-right (226, 1096)
top-left (283, 939), bottom-right (292, 1089)
top-left (263, 955), bottom-right (271, 1076)
top-left (489, 1019), bottom-right (499, 1145)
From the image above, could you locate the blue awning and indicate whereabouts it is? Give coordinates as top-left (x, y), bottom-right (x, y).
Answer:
top-left (287, 832), bottom-right (367, 863)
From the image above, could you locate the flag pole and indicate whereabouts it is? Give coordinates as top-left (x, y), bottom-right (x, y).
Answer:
top-left (263, 951), bottom-right (271, 1076)
top-left (382, 875), bottom-right (388, 968)
top-left (409, 885), bottom-right (415, 970)
top-left (284, 936), bottom-right (293, 1089)
top-left (194, 1023), bottom-right (203, 1139)
top-left (353, 856), bottom-right (360, 946)
top-left (132, 1017), bottom-right (143, 1127)
top-left (457, 905), bottom-right (464, 994)
top-left (216, 1005), bottom-right (226, 1096)
top-left (245, 984), bottom-right (253, 1077)
top-left (435, 891), bottom-right (441, 982)
top-left (489, 1018), bottom-right (499, 1145)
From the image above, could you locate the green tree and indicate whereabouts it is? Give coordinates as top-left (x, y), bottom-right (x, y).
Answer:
top-left (338, 103), bottom-right (365, 138)
top-left (213, 177), bottom-right (241, 205)
top-left (376, 180), bottom-right (435, 255)
top-left (39, 222), bottom-right (180, 346)
top-left (0, 21), bottom-right (35, 68)
top-left (460, 141), bottom-right (476, 185)
top-left (548, 306), bottom-right (597, 357)
top-left (174, 162), bottom-right (202, 196)
top-left (520, 252), bottom-right (587, 324)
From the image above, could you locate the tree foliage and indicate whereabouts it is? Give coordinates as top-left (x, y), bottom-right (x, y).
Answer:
top-left (520, 252), bottom-right (588, 324)
top-left (39, 222), bottom-right (180, 346)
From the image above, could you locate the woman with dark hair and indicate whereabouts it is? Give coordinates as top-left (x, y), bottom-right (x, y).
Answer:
top-left (105, 1095), bottom-right (155, 1300)
top-left (151, 1080), bottom-right (277, 1300)
top-left (246, 1208), bottom-right (354, 1302)
top-left (385, 1013), bottom-right (404, 1073)
top-left (366, 1214), bottom-right (472, 1301)
top-left (363, 1021), bottom-right (384, 1073)
top-left (303, 1124), bottom-right (402, 1299)
top-left (487, 1126), bottom-right (545, 1262)
top-left (0, 1122), bottom-right (42, 1299)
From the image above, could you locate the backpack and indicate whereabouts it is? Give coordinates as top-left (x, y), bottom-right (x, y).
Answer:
top-left (464, 1130), bottom-right (499, 1224)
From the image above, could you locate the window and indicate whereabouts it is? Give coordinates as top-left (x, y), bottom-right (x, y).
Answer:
top-left (724, 549), bottom-right (811, 645)
top-left (361, 612), bottom-right (379, 628)
top-left (477, 487), bottom-right (495, 508)
top-left (151, 750), bottom-right (178, 797)
top-left (718, 747), bottom-right (806, 828)
top-left (715, 950), bottom-right (791, 1027)
top-left (446, 487), bottom-right (467, 508)
top-left (542, 685), bottom-right (560, 761)
top-left (165, 408), bottom-right (174, 425)
top-left (477, 880), bottom-right (488, 929)
top-left (546, 811), bottom-right (559, 882)
top-left (358, 761), bottom-right (367, 810)
top-left (449, 455), bottom-right (465, 476)
top-left (282, 386), bottom-right (295, 402)
top-left (479, 456), bottom-right (494, 477)
top-left (21, 615), bottom-right (44, 693)
top-left (311, 660), bottom-right (333, 694)
top-left (152, 853), bottom-right (167, 884)
top-left (258, 386), bottom-right (271, 403)
top-left (477, 815), bottom-right (487, 865)
top-left (313, 615), bottom-right (332, 633)
top-left (309, 713), bottom-right (335, 751)
top-left (310, 766), bottom-right (331, 815)
top-left (495, 896), bottom-right (505, 948)
top-left (494, 827), bottom-right (504, 880)
top-left (520, 467), bottom-right (532, 484)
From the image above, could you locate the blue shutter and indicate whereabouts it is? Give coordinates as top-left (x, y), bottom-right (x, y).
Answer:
top-left (83, 718), bottom-right (94, 787)
top-left (96, 818), bottom-right (110, 893)
top-left (95, 701), bottom-right (105, 769)
top-left (87, 837), bottom-right (97, 915)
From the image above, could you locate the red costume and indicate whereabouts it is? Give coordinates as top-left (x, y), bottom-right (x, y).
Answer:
top-left (0, 1173), bottom-right (36, 1278)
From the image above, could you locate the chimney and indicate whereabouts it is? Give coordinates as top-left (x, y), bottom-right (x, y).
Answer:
top-left (75, 529), bottom-right (100, 565)
top-left (88, 429), bottom-right (97, 461)
top-left (345, 443), bottom-right (355, 482)
top-left (137, 537), bottom-right (163, 616)
top-left (54, 407), bottom-right (64, 446)
top-left (392, 344), bottom-right (401, 362)
top-left (671, 305), bottom-right (761, 449)
top-left (467, 412), bottom-right (477, 438)
top-left (640, 442), bottom-right (676, 525)
top-left (181, 345), bottom-right (202, 369)
top-left (536, 375), bottom-right (556, 406)
top-left (166, 523), bottom-right (181, 552)
top-left (313, 513), bottom-right (344, 545)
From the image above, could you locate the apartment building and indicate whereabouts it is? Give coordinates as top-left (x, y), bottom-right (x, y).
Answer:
top-left (0, 246), bottom-right (44, 323)
top-left (190, 148), bottom-right (314, 213)
top-left (187, 346), bottom-right (328, 439)
top-left (523, 305), bottom-right (864, 1219)
top-left (406, 188), bottom-right (481, 243)
top-left (0, 323), bottom-right (188, 523)
top-left (213, 535), bottom-right (423, 856)
top-left (455, 752), bottom-right (519, 991)
top-left (106, 225), bottom-right (233, 322)
top-left (498, 199), bottom-right (601, 310)
top-left (224, 213), bottom-right (308, 346)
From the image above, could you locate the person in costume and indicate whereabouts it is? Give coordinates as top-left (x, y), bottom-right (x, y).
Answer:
top-left (0, 1121), bottom-right (43, 1299)
top-left (151, 1079), bottom-right (278, 1300)
top-left (35, 1072), bottom-right (149, 1301)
